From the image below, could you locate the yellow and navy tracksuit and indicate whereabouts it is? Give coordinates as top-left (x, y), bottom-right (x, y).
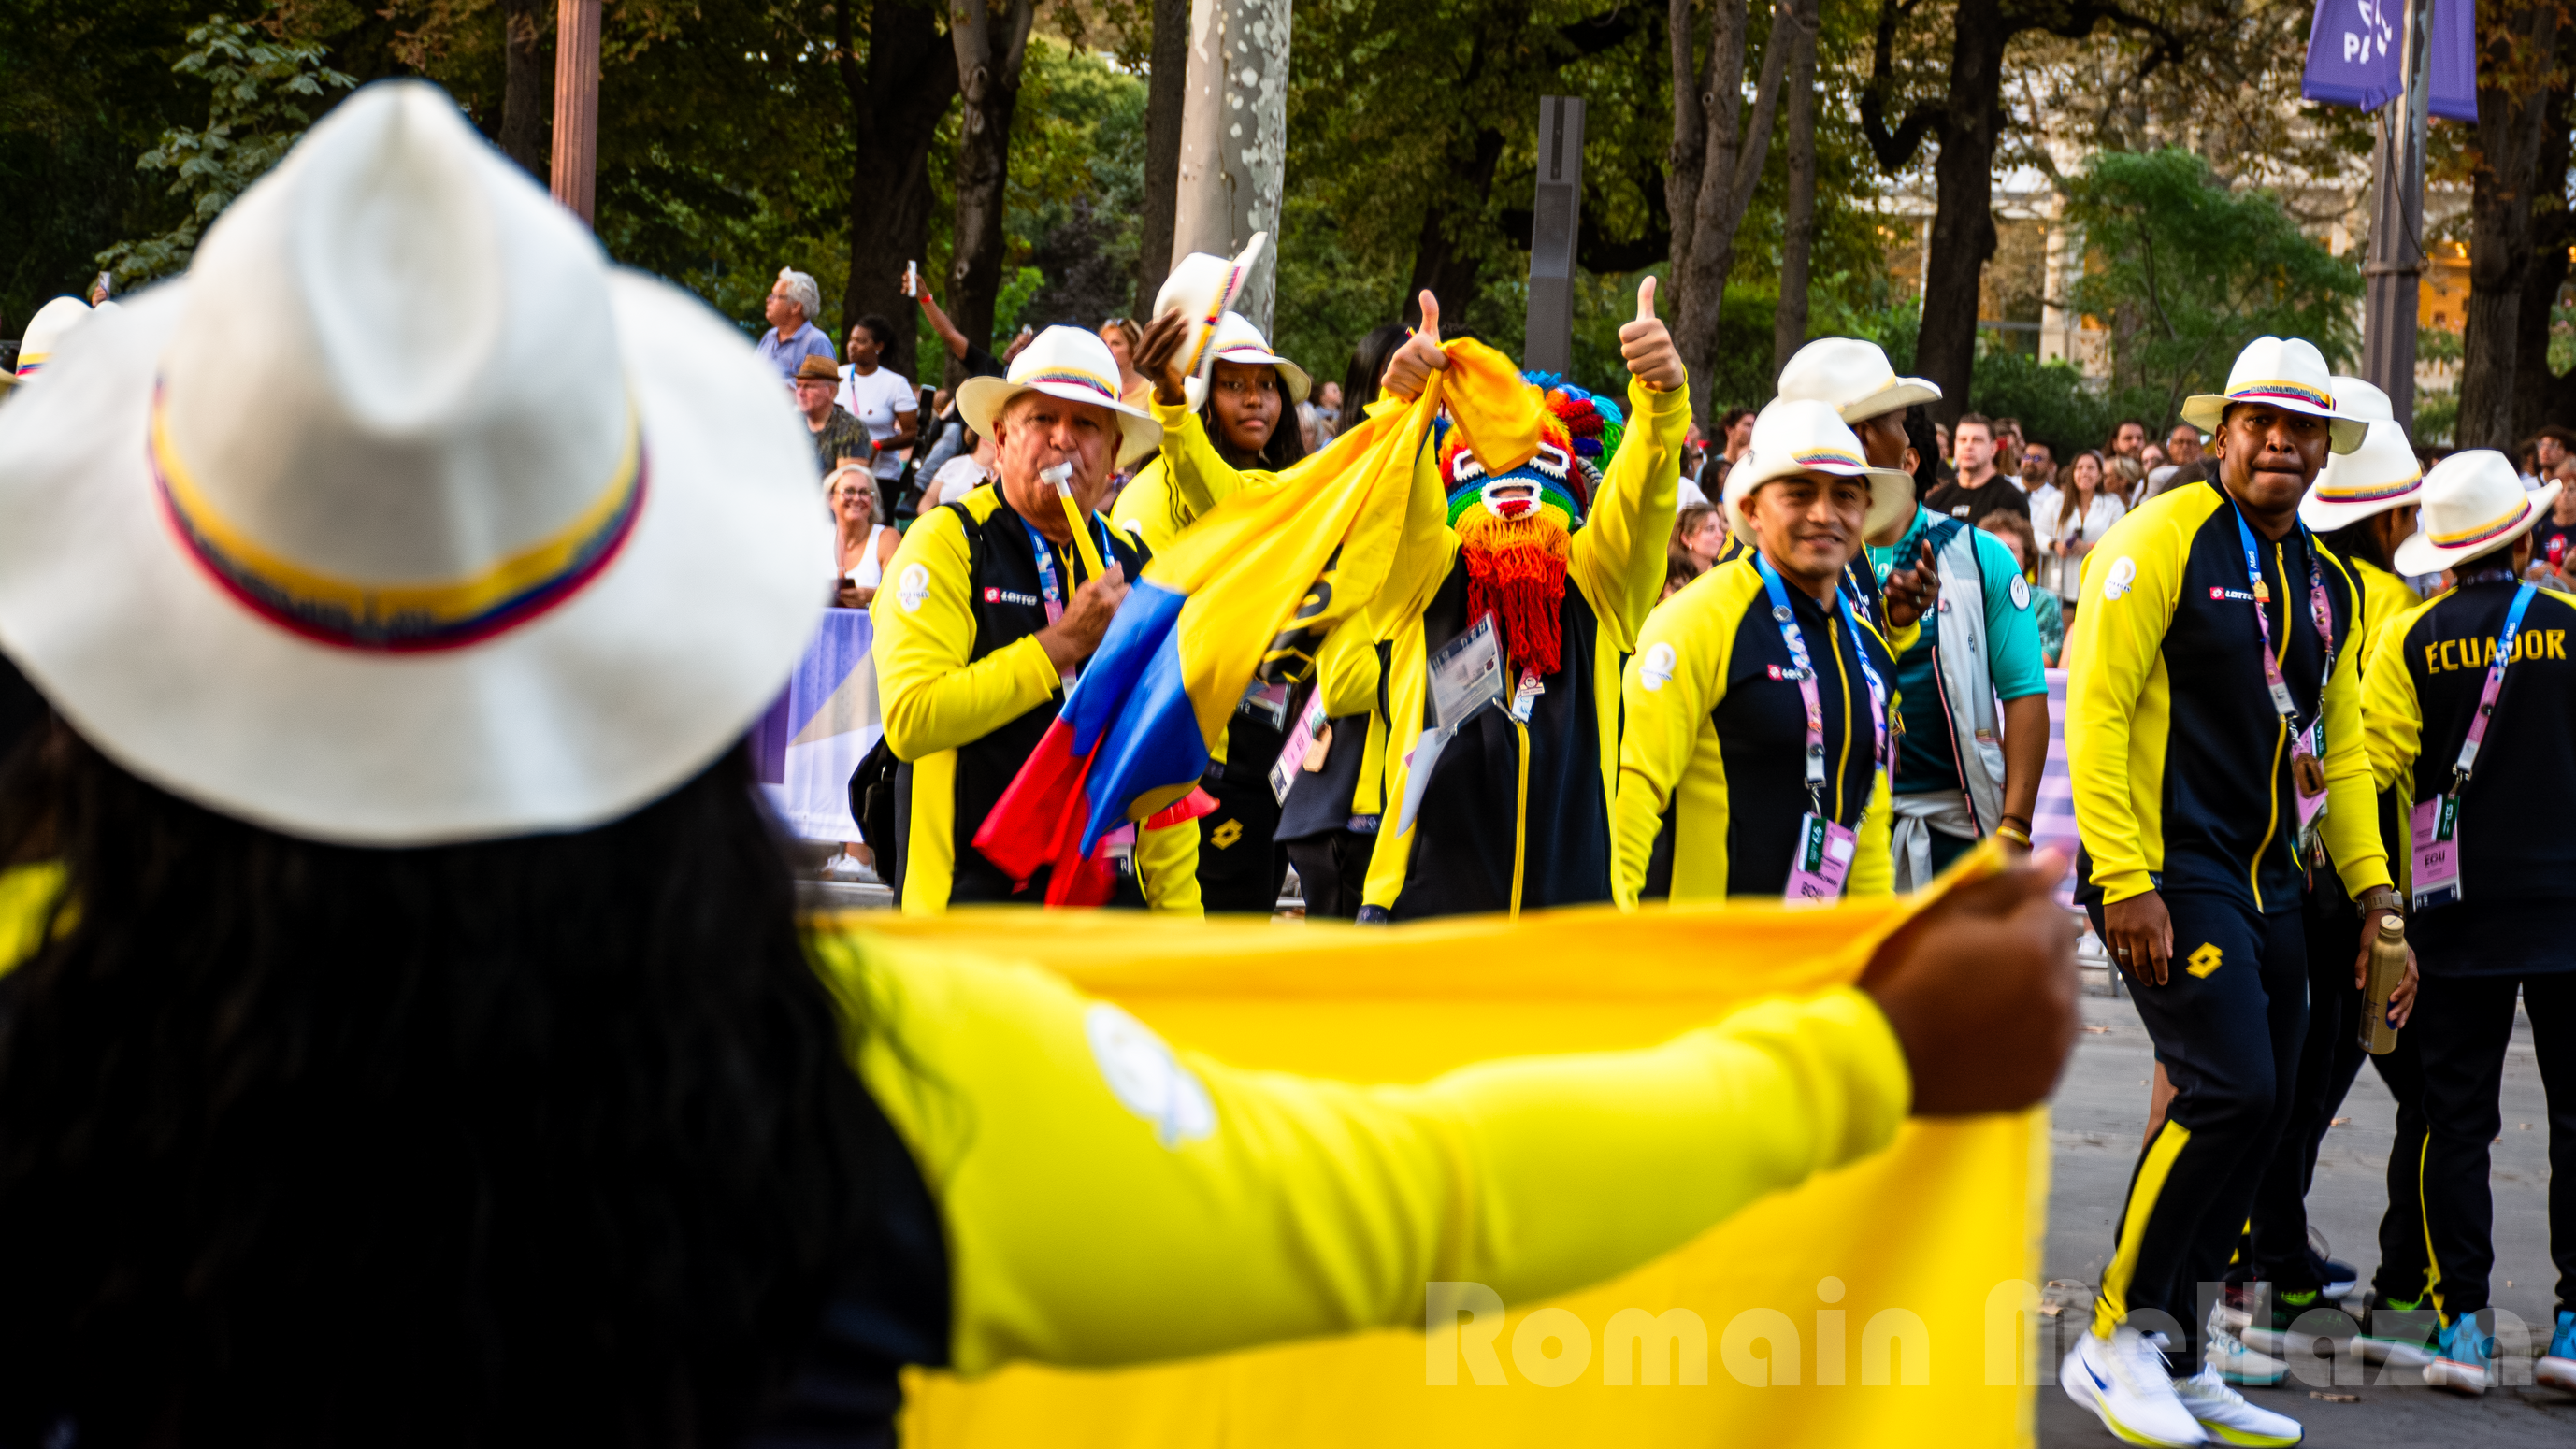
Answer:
top-left (2065, 478), bottom-right (2390, 1356)
top-left (1360, 376), bottom-right (1689, 918)
top-left (2363, 569), bottom-right (2576, 1327)
top-left (1614, 554), bottom-right (1908, 904)
top-left (1111, 404), bottom-right (1306, 914)
top-left (2243, 552), bottom-right (2430, 1302)
top-left (872, 485), bottom-right (1200, 914)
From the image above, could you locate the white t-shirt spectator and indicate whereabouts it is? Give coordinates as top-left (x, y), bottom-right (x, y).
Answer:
top-left (2031, 487), bottom-right (2126, 602)
top-left (837, 366), bottom-right (917, 481)
top-left (930, 455), bottom-right (993, 507)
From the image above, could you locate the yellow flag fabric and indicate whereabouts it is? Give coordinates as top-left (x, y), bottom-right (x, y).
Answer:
top-left (842, 889), bottom-right (2049, 1448)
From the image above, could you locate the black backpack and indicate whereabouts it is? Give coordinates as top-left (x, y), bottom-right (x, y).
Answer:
top-left (848, 736), bottom-right (902, 891)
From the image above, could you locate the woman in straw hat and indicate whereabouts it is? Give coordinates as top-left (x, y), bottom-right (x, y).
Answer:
top-left (0, 81), bottom-right (2079, 1445)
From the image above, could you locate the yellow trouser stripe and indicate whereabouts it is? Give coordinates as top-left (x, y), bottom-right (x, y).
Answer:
top-left (1509, 718), bottom-right (1531, 920)
top-left (2094, 1120), bottom-right (2194, 1338)
top-left (2417, 1133), bottom-right (2449, 1322)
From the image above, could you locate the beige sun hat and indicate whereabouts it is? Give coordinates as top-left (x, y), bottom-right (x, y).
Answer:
top-left (2392, 451), bottom-right (2560, 576)
top-left (1723, 397), bottom-right (1916, 538)
top-left (2299, 420), bottom-right (2421, 532)
top-left (0, 80), bottom-right (830, 846)
top-left (956, 324), bottom-right (1162, 467)
top-left (1151, 234), bottom-right (1267, 383)
top-left (1775, 336), bottom-right (1940, 424)
top-left (13, 295), bottom-right (94, 379)
top-left (2178, 337), bottom-right (2368, 453)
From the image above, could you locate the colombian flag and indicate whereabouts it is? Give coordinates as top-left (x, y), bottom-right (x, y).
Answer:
top-left (972, 345), bottom-right (1542, 905)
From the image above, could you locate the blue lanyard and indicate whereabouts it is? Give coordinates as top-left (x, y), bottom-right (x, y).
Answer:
top-left (2451, 579), bottom-right (2535, 790)
top-left (1022, 515), bottom-right (1115, 612)
top-left (1754, 552), bottom-right (1891, 820)
top-left (2229, 506), bottom-right (2336, 745)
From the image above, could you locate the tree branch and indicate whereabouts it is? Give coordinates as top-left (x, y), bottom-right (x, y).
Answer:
top-left (1859, 0), bottom-right (1939, 173)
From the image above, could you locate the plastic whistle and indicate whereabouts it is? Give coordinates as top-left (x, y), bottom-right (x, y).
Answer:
top-left (1042, 462), bottom-right (1108, 581)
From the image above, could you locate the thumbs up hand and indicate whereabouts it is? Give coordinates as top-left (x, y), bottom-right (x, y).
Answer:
top-left (1619, 276), bottom-right (1684, 393)
top-left (1381, 290), bottom-right (1450, 402)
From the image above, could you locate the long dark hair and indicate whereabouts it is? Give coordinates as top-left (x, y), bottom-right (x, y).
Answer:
top-left (1200, 365), bottom-right (1309, 471)
top-left (1338, 323), bottom-right (1409, 425)
top-left (0, 728), bottom-right (882, 1447)
top-left (1901, 403), bottom-right (1942, 503)
top-left (2321, 516), bottom-right (2394, 573)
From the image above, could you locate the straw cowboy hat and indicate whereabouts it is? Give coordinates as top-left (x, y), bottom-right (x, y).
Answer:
top-left (956, 325), bottom-right (1162, 466)
top-left (1724, 397), bottom-right (1915, 539)
top-left (2178, 337), bottom-right (2368, 454)
top-left (1191, 310), bottom-right (1310, 408)
top-left (1775, 336), bottom-right (1940, 424)
top-left (1151, 233), bottom-right (1267, 382)
top-left (0, 80), bottom-right (829, 845)
top-left (12, 295), bottom-right (94, 379)
top-left (2393, 451), bottom-right (2560, 576)
top-left (2298, 375), bottom-right (2417, 532)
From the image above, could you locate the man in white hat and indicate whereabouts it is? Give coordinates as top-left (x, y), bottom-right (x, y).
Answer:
top-left (757, 267), bottom-right (836, 380)
top-left (2061, 337), bottom-right (2394, 1449)
top-left (1779, 337), bottom-right (2047, 889)
top-left (2228, 379), bottom-right (2430, 1345)
top-left (1614, 398), bottom-right (1934, 904)
top-left (871, 324), bottom-right (1201, 913)
top-left (2360, 449), bottom-right (2576, 1398)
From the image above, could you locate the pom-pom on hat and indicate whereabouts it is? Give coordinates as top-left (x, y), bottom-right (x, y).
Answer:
top-left (1439, 370), bottom-right (1625, 530)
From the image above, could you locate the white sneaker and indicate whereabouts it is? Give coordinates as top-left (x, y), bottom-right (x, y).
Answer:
top-left (2424, 1316), bottom-right (2492, 1396)
top-left (2538, 1354), bottom-right (2576, 1393)
top-left (2063, 1327), bottom-right (2207, 1446)
top-left (2351, 1331), bottom-right (2433, 1370)
top-left (2205, 1317), bottom-right (2288, 1386)
top-left (2171, 1366), bottom-right (2304, 1446)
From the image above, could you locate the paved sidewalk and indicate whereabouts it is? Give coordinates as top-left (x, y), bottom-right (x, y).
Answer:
top-left (2041, 988), bottom-right (2574, 1446)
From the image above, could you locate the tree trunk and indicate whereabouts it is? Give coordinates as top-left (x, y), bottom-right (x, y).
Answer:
top-left (1403, 128), bottom-right (1505, 328)
top-left (840, 0), bottom-right (959, 386)
top-left (1666, 0), bottom-right (1793, 423)
top-left (2455, 0), bottom-right (2561, 450)
top-left (1913, 0), bottom-right (2006, 428)
top-left (1771, 0), bottom-right (1820, 383)
top-left (497, 0), bottom-right (551, 178)
top-left (2511, 12), bottom-right (2576, 435)
top-left (1172, 0), bottom-right (1293, 329)
top-left (1133, 0), bottom-right (1191, 315)
top-left (948, 0), bottom-right (1039, 373)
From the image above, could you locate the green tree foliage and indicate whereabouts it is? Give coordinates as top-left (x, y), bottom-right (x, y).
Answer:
top-left (1965, 341), bottom-right (2168, 459)
top-left (2062, 148), bottom-right (2362, 429)
top-left (97, 17), bottom-right (355, 287)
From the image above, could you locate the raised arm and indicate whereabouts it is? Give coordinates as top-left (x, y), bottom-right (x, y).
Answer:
top-left (1567, 280), bottom-right (1689, 651)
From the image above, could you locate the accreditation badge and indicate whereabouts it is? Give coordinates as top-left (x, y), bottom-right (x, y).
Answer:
top-left (2409, 793), bottom-right (2462, 911)
top-left (1785, 813), bottom-right (1857, 903)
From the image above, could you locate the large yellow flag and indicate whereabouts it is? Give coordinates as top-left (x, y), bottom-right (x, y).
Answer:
top-left (838, 881), bottom-right (2052, 1447)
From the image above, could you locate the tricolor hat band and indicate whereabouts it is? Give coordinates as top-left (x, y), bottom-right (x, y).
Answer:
top-left (2315, 471), bottom-right (2422, 505)
top-left (151, 383), bottom-right (646, 653)
top-left (1792, 446), bottom-right (1869, 472)
top-left (2229, 380), bottom-right (2335, 410)
top-left (1019, 366), bottom-right (1122, 406)
top-left (1177, 262), bottom-right (1250, 375)
top-left (2429, 497), bottom-right (2532, 551)
top-left (13, 355), bottom-right (46, 378)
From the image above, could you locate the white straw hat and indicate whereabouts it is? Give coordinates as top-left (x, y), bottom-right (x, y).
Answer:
top-left (2393, 450), bottom-right (2560, 576)
top-left (0, 80), bottom-right (831, 845)
top-left (2299, 418), bottom-right (2422, 532)
top-left (1775, 336), bottom-right (1939, 424)
top-left (1151, 234), bottom-right (1267, 383)
top-left (2330, 374), bottom-right (2393, 423)
top-left (1723, 398), bottom-right (1916, 538)
top-left (1189, 310), bottom-right (1309, 408)
top-left (12, 295), bottom-right (94, 379)
top-left (2179, 337), bottom-right (2367, 453)
top-left (956, 324), bottom-right (1162, 467)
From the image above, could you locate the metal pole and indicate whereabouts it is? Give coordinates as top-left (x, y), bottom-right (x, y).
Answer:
top-left (1523, 97), bottom-right (1586, 377)
top-left (2361, 0), bottom-right (2429, 430)
top-left (550, 0), bottom-right (602, 225)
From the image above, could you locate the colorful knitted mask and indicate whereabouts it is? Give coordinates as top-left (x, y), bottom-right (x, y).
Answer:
top-left (1437, 373), bottom-right (1626, 679)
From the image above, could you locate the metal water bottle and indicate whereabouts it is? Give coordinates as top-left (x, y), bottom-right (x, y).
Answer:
top-left (2360, 913), bottom-right (2407, 1055)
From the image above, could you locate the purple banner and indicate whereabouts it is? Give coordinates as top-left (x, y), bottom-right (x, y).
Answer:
top-left (2302, 0), bottom-right (2405, 111)
top-left (2427, 0), bottom-right (2479, 122)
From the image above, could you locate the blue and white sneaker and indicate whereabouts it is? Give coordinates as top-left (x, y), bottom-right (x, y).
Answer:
top-left (2537, 1309), bottom-right (2576, 1393)
top-left (2171, 1365), bottom-right (2304, 1446)
top-left (2063, 1326), bottom-right (2207, 1446)
top-left (2206, 1304), bottom-right (2288, 1385)
top-left (2424, 1313), bottom-right (2494, 1396)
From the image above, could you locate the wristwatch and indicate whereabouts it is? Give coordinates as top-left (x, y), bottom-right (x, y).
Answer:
top-left (2356, 884), bottom-right (2405, 922)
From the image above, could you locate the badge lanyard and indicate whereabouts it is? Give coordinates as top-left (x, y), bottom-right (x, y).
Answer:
top-left (2411, 578), bottom-right (2535, 911)
top-left (1753, 552), bottom-right (1891, 818)
top-left (1025, 515), bottom-right (1115, 688)
top-left (2230, 507), bottom-right (2335, 841)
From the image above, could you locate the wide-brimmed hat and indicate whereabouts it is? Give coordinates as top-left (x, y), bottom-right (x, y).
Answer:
top-left (1151, 234), bottom-right (1267, 383)
top-left (1775, 337), bottom-right (1940, 424)
top-left (1725, 397), bottom-right (1915, 538)
top-left (2179, 337), bottom-right (2368, 453)
top-left (13, 295), bottom-right (93, 378)
top-left (2330, 374), bottom-right (2393, 423)
top-left (2393, 451), bottom-right (2559, 575)
top-left (0, 80), bottom-right (830, 845)
top-left (793, 353), bottom-right (841, 385)
top-left (1187, 310), bottom-right (1309, 409)
top-left (2300, 420), bottom-right (2422, 531)
top-left (956, 324), bottom-right (1162, 467)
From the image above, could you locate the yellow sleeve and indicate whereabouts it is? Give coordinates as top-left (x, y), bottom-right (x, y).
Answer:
top-left (2319, 557), bottom-right (2393, 898)
top-left (0, 862), bottom-right (66, 972)
top-left (1107, 457), bottom-right (1180, 553)
top-left (1566, 375), bottom-right (1689, 652)
top-left (2364, 596), bottom-right (2434, 796)
top-left (820, 929), bottom-right (1910, 1375)
top-left (1613, 568), bottom-right (1743, 906)
top-left (1359, 618), bottom-right (1432, 911)
top-left (2064, 510), bottom-right (2185, 903)
top-left (871, 508), bottom-right (1062, 760)
top-left (1113, 403), bottom-right (1274, 554)
top-left (1848, 769), bottom-right (1893, 898)
top-left (1135, 817), bottom-right (1203, 916)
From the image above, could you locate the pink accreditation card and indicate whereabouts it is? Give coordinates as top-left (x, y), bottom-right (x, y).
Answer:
top-left (1785, 813), bottom-right (1858, 903)
top-left (2409, 794), bottom-right (2461, 911)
